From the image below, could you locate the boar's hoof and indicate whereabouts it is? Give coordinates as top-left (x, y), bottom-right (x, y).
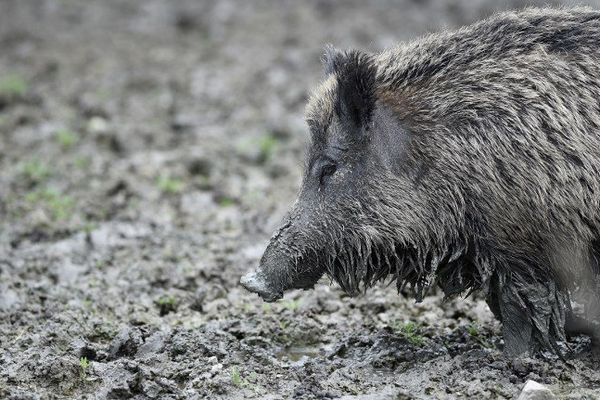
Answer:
top-left (240, 271), bottom-right (283, 302)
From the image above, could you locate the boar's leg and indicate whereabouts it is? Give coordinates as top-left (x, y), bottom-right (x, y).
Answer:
top-left (486, 271), bottom-right (567, 356)
top-left (485, 276), bottom-right (532, 355)
top-left (490, 286), bottom-right (534, 356)
top-left (499, 298), bottom-right (533, 356)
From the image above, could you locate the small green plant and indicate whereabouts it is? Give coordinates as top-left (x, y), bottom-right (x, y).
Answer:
top-left (157, 175), bottom-right (184, 194)
top-left (74, 156), bottom-right (91, 169)
top-left (466, 322), bottom-right (479, 337)
top-left (393, 321), bottom-right (425, 346)
top-left (217, 196), bottom-right (235, 207)
top-left (82, 221), bottom-right (98, 235)
top-left (231, 366), bottom-right (250, 387)
top-left (195, 175), bottom-right (211, 190)
top-left (156, 294), bottom-right (178, 316)
top-left (257, 133), bottom-right (278, 163)
top-left (247, 371), bottom-right (258, 384)
top-left (157, 295), bottom-right (176, 306)
top-left (466, 322), bottom-right (490, 347)
top-left (55, 128), bottom-right (78, 149)
top-left (281, 299), bottom-right (301, 312)
top-left (261, 303), bottom-right (271, 313)
top-left (231, 366), bottom-right (242, 386)
top-left (82, 299), bottom-right (93, 310)
top-left (0, 74), bottom-right (27, 97)
top-left (21, 160), bottom-right (50, 183)
top-left (279, 320), bottom-right (290, 330)
top-left (235, 133), bottom-right (279, 164)
top-left (79, 356), bottom-right (90, 380)
top-left (25, 188), bottom-right (74, 221)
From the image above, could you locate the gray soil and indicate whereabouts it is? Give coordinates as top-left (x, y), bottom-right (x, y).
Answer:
top-left (1, 1), bottom-right (600, 399)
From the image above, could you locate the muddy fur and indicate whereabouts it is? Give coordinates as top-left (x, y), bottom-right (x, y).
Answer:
top-left (245, 7), bottom-right (600, 356)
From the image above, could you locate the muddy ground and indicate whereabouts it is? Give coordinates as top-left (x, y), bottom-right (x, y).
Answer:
top-left (1, 1), bottom-right (600, 399)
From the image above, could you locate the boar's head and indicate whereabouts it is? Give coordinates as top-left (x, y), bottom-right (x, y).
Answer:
top-left (241, 47), bottom-right (465, 302)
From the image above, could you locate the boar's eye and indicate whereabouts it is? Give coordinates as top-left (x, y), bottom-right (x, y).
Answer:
top-left (319, 164), bottom-right (337, 185)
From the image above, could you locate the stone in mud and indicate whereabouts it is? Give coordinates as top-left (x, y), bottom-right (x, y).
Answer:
top-left (517, 380), bottom-right (556, 400)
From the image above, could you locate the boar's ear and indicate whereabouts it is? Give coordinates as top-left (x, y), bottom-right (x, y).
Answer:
top-left (333, 50), bottom-right (378, 128)
top-left (321, 44), bottom-right (344, 75)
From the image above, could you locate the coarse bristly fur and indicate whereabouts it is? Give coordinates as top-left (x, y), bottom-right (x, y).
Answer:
top-left (242, 7), bottom-right (600, 356)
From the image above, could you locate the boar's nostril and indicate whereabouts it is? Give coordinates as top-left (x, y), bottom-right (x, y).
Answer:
top-left (239, 271), bottom-right (283, 302)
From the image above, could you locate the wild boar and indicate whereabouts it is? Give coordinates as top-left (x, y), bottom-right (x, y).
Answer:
top-left (241, 7), bottom-right (600, 355)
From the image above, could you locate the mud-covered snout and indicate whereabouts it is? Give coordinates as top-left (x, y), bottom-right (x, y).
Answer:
top-left (240, 249), bottom-right (325, 302)
top-left (240, 209), bottom-right (326, 302)
top-left (239, 270), bottom-right (283, 302)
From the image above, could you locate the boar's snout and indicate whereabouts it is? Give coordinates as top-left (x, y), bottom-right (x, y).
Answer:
top-left (241, 210), bottom-right (326, 301)
top-left (240, 270), bottom-right (283, 302)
